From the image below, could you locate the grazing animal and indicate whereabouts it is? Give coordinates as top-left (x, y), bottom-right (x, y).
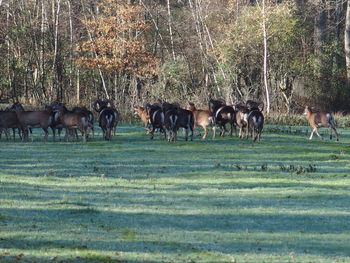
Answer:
top-left (162, 102), bottom-right (179, 142)
top-left (161, 102), bottom-right (194, 142)
top-left (0, 127), bottom-right (9, 140)
top-left (246, 100), bottom-right (264, 112)
top-left (134, 105), bottom-right (151, 132)
top-left (72, 106), bottom-right (94, 138)
top-left (0, 109), bottom-right (21, 140)
top-left (4, 105), bottom-right (34, 140)
top-left (10, 102), bottom-right (52, 141)
top-left (53, 103), bottom-right (89, 142)
top-left (235, 104), bottom-right (250, 139)
top-left (44, 102), bottom-right (64, 141)
top-left (304, 106), bottom-right (339, 141)
top-left (164, 109), bottom-right (178, 142)
top-left (208, 98), bottom-right (236, 137)
top-left (146, 103), bottom-right (166, 140)
top-left (188, 103), bottom-right (215, 139)
top-left (176, 108), bottom-right (194, 141)
top-left (235, 100), bottom-right (264, 141)
top-left (93, 99), bottom-right (119, 140)
top-left (247, 109), bottom-right (264, 141)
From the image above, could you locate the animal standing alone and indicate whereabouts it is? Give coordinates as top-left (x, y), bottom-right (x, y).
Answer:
top-left (304, 106), bottom-right (339, 141)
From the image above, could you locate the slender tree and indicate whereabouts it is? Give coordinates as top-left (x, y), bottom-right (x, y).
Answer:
top-left (257, 0), bottom-right (270, 114)
top-left (345, 0), bottom-right (350, 83)
top-left (314, 0), bottom-right (329, 88)
top-left (166, 0), bottom-right (176, 61)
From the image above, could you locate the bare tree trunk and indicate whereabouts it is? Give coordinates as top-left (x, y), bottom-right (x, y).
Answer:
top-left (314, 0), bottom-right (328, 85)
top-left (67, 0), bottom-right (74, 102)
top-left (196, 2), bottom-right (224, 86)
top-left (188, 0), bottom-right (206, 67)
top-left (263, 16), bottom-right (270, 114)
top-left (6, 2), bottom-right (12, 100)
top-left (52, 0), bottom-right (61, 101)
top-left (140, 1), bottom-right (170, 57)
top-left (188, 0), bottom-right (218, 94)
top-left (166, 0), bottom-right (176, 61)
top-left (114, 73), bottom-right (118, 102)
top-left (76, 69), bottom-right (80, 104)
top-left (345, 0), bottom-right (350, 82)
top-left (80, 0), bottom-right (109, 99)
top-left (257, 0), bottom-right (270, 113)
top-left (40, 0), bottom-right (47, 100)
top-left (335, 0), bottom-right (344, 70)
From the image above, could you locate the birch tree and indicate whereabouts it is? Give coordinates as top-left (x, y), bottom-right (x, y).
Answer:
top-left (345, 0), bottom-right (350, 82)
top-left (257, 0), bottom-right (270, 114)
top-left (167, 0), bottom-right (176, 61)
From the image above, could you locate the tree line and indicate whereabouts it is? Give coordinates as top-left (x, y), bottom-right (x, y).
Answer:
top-left (1, 0), bottom-right (350, 117)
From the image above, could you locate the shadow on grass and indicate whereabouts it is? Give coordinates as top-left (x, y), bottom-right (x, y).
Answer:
top-left (1, 124), bottom-right (350, 262)
top-left (1, 207), bottom-right (350, 258)
top-left (1, 178), bottom-right (350, 210)
top-left (0, 135), bottom-right (348, 178)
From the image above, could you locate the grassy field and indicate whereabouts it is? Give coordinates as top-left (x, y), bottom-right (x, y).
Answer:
top-left (0, 124), bottom-right (349, 263)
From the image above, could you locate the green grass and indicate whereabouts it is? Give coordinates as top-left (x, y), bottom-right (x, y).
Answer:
top-left (0, 124), bottom-right (350, 262)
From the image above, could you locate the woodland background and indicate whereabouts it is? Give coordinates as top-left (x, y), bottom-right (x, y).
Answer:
top-left (1, 0), bottom-right (350, 117)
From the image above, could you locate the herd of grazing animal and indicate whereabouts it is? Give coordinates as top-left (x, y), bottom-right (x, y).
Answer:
top-left (0, 97), bottom-right (340, 143)
top-left (0, 99), bottom-right (118, 142)
top-left (135, 99), bottom-right (265, 142)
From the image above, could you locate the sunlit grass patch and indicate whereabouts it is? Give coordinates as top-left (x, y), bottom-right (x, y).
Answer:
top-left (0, 124), bottom-right (349, 262)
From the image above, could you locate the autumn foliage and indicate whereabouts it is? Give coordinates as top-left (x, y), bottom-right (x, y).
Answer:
top-left (77, 0), bottom-right (159, 77)
top-left (1, 0), bottom-right (350, 112)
